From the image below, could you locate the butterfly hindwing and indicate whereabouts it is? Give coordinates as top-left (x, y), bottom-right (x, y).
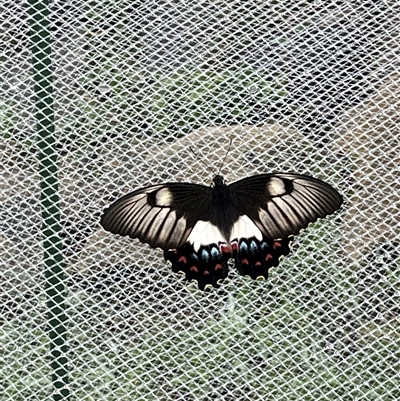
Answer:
top-left (232, 237), bottom-right (292, 280)
top-left (100, 183), bottom-right (213, 249)
top-left (163, 236), bottom-right (292, 289)
top-left (164, 243), bottom-right (230, 289)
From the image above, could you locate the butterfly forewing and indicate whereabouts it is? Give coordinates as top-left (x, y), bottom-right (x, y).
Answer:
top-left (228, 173), bottom-right (343, 240)
top-left (100, 183), bottom-right (213, 249)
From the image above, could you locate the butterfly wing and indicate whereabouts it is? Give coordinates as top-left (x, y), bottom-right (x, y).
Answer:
top-left (100, 183), bottom-right (213, 249)
top-left (164, 243), bottom-right (231, 290)
top-left (227, 173), bottom-right (342, 281)
top-left (228, 173), bottom-right (343, 240)
top-left (101, 182), bottom-right (234, 289)
top-left (232, 237), bottom-right (292, 280)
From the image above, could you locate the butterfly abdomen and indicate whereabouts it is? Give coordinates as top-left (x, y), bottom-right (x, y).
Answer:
top-left (208, 185), bottom-right (240, 240)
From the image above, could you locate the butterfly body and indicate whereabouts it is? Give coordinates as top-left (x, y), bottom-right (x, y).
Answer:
top-left (100, 173), bottom-right (342, 289)
top-left (202, 175), bottom-right (241, 240)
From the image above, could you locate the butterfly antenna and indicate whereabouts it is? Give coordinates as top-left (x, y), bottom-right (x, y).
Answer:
top-left (189, 146), bottom-right (211, 171)
top-left (217, 138), bottom-right (233, 174)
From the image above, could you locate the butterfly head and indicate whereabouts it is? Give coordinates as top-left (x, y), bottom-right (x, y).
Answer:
top-left (212, 175), bottom-right (225, 187)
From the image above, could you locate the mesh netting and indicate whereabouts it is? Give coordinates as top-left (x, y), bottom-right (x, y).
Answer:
top-left (1, 1), bottom-right (399, 400)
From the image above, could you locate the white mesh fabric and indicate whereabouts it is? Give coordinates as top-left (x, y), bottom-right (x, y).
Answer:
top-left (1, 1), bottom-right (399, 400)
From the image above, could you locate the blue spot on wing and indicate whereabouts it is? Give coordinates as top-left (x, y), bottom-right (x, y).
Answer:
top-left (240, 242), bottom-right (248, 252)
top-left (201, 249), bottom-right (210, 261)
top-left (210, 246), bottom-right (220, 259)
top-left (250, 240), bottom-right (258, 253)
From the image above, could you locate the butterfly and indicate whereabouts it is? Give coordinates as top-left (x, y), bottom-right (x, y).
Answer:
top-left (100, 173), bottom-right (342, 290)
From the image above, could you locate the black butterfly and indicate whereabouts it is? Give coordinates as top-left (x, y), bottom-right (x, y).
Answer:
top-left (100, 173), bottom-right (342, 290)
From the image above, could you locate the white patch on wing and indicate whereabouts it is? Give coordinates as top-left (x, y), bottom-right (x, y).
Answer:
top-left (155, 188), bottom-right (174, 206)
top-left (187, 220), bottom-right (227, 251)
top-left (229, 215), bottom-right (262, 242)
top-left (267, 177), bottom-right (286, 196)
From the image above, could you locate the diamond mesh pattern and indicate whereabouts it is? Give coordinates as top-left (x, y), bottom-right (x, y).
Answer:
top-left (1, 1), bottom-right (399, 400)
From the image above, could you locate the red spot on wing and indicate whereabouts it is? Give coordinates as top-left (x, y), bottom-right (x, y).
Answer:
top-left (265, 254), bottom-right (273, 261)
top-left (214, 263), bottom-right (222, 271)
top-left (190, 266), bottom-right (198, 273)
top-left (273, 241), bottom-right (282, 249)
top-left (255, 261), bottom-right (261, 266)
top-left (219, 242), bottom-right (231, 255)
top-left (231, 240), bottom-right (238, 252)
top-left (241, 259), bottom-right (249, 265)
top-left (178, 256), bottom-right (187, 263)
top-left (204, 270), bottom-right (210, 275)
